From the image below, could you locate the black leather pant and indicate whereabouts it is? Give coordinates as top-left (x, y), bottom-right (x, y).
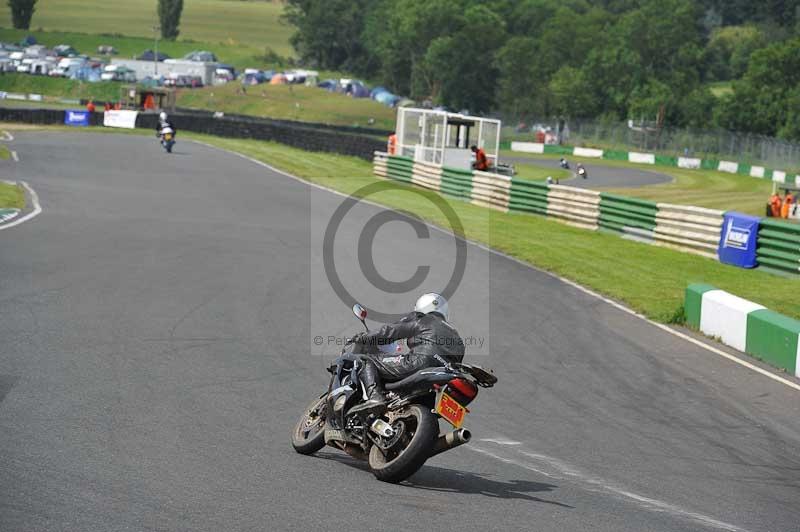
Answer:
top-left (360, 352), bottom-right (436, 392)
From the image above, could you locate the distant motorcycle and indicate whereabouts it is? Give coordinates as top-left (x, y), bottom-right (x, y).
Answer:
top-left (559, 158), bottom-right (570, 170)
top-left (577, 165), bottom-right (588, 179)
top-left (158, 126), bottom-right (175, 153)
top-left (291, 304), bottom-right (498, 483)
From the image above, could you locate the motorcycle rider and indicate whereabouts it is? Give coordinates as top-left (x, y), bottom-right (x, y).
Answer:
top-left (350, 293), bottom-right (465, 413)
top-left (559, 157), bottom-right (569, 169)
top-left (156, 111), bottom-right (176, 138)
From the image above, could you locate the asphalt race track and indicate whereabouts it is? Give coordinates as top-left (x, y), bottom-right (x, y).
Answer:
top-left (502, 155), bottom-right (672, 188)
top-left (1, 132), bottom-right (799, 532)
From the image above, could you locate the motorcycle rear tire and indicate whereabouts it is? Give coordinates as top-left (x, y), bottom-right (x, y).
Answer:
top-left (368, 405), bottom-right (437, 483)
top-left (291, 394), bottom-right (327, 455)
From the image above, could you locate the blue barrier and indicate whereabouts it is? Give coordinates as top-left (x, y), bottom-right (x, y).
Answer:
top-left (718, 212), bottom-right (760, 268)
top-left (64, 110), bottom-right (90, 127)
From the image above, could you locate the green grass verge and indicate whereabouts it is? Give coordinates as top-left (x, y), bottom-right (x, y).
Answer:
top-left (0, 0), bottom-right (293, 58)
top-left (502, 150), bottom-right (773, 215)
top-left (5, 123), bottom-right (797, 321)
top-left (0, 144), bottom-right (10, 160)
top-left (0, 181), bottom-right (24, 209)
top-left (178, 82), bottom-right (397, 130)
top-left (513, 162), bottom-right (571, 182)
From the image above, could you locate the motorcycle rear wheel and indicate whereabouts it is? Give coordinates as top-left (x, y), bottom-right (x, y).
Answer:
top-left (291, 394), bottom-right (327, 455)
top-left (368, 405), bottom-right (437, 483)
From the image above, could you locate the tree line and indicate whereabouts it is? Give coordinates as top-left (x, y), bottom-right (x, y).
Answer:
top-left (284, 0), bottom-right (800, 140)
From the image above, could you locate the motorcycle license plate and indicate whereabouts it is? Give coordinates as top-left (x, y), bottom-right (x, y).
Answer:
top-left (436, 391), bottom-right (467, 428)
top-left (164, 133), bottom-right (173, 141)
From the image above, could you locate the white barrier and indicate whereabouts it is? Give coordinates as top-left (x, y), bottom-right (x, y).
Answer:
top-left (699, 290), bottom-right (765, 352)
top-left (718, 161), bottom-right (739, 173)
top-left (510, 142), bottom-right (545, 154)
top-left (546, 185), bottom-right (600, 230)
top-left (628, 152), bottom-right (655, 164)
top-left (772, 170), bottom-right (786, 183)
top-left (411, 160), bottom-right (442, 192)
top-left (573, 147), bottom-right (604, 158)
top-left (373, 152), bottom-right (388, 178)
top-left (470, 170), bottom-right (511, 212)
top-left (654, 203), bottom-right (724, 260)
top-left (677, 157), bottom-right (702, 169)
top-left (103, 110), bottom-right (138, 129)
top-left (750, 166), bottom-right (765, 178)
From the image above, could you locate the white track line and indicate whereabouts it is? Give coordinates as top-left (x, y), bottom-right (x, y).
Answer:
top-left (189, 140), bottom-right (800, 393)
top-left (0, 181), bottom-right (41, 231)
top-left (1, 130), bottom-right (13, 141)
top-left (468, 444), bottom-right (747, 532)
top-left (10, 150), bottom-right (18, 162)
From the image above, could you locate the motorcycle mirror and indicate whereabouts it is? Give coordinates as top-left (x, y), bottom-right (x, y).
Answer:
top-left (352, 303), bottom-right (369, 331)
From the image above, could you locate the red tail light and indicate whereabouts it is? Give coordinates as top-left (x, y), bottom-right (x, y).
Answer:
top-left (447, 377), bottom-right (478, 402)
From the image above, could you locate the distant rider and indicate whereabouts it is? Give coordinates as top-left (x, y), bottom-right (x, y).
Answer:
top-left (351, 293), bottom-right (465, 412)
top-left (156, 111), bottom-right (176, 138)
top-left (559, 157), bottom-right (569, 169)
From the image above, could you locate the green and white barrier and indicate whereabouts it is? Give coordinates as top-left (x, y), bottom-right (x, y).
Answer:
top-left (573, 147), bottom-right (604, 158)
top-left (509, 143), bottom-right (799, 184)
top-left (756, 219), bottom-right (800, 275)
top-left (0, 208), bottom-right (20, 224)
top-left (510, 141), bottom-right (545, 154)
top-left (686, 284), bottom-right (800, 376)
top-left (628, 152), bottom-right (655, 164)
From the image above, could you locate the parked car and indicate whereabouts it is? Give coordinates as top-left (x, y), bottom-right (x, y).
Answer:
top-left (100, 65), bottom-right (136, 82)
top-left (53, 44), bottom-right (78, 57)
top-left (97, 45), bottom-right (117, 55)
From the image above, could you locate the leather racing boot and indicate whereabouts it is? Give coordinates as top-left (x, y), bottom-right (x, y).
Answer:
top-left (349, 361), bottom-right (388, 414)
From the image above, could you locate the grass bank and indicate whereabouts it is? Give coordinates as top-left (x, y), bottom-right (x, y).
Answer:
top-left (0, 0), bottom-right (293, 58)
top-left (0, 73), bottom-right (123, 102)
top-left (178, 83), bottom-right (396, 130)
top-left (0, 144), bottom-right (9, 159)
top-left (502, 150), bottom-right (772, 215)
top-left (5, 124), bottom-right (797, 321)
top-left (0, 181), bottom-right (24, 209)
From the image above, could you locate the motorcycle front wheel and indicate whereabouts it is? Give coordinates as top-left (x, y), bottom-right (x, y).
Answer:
top-left (368, 404), bottom-right (438, 483)
top-left (291, 394), bottom-right (327, 455)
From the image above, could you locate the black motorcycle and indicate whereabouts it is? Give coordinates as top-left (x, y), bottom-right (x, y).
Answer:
top-left (292, 304), bottom-right (497, 483)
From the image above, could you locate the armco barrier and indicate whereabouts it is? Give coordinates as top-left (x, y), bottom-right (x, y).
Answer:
top-left (0, 107), bottom-right (385, 160)
top-left (756, 219), bottom-right (800, 276)
top-left (411, 160), bottom-right (443, 192)
top-left (509, 142), bottom-right (800, 184)
top-left (471, 170), bottom-right (511, 212)
top-left (598, 193), bottom-right (657, 242)
top-left (546, 185), bottom-right (600, 230)
top-left (439, 167), bottom-right (473, 200)
top-left (686, 284), bottom-right (800, 376)
top-left (654, 204), bottom-right (724, 259)
top-left (509, 179), bottom-right (549, 215)
top-left (371, 153), bottom-right (800, 276)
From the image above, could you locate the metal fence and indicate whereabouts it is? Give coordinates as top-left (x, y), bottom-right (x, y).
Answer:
top-left (500, 118), bottom-right (800, 171)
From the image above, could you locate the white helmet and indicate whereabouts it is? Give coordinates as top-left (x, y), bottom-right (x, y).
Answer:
top-left (414, 293), bottom-right (449, 320)
top-left (159, 111), bottom-right (167, 121)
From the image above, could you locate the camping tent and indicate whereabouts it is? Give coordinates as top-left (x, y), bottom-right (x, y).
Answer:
top-left (269, 73), bottom-right (287, 85)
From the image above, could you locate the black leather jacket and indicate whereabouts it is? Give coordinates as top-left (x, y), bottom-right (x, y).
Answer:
top-left (361, 311), bottom-right (465, 363)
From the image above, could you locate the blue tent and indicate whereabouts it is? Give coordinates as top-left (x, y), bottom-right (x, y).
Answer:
top-left (370, 86), bottom-right (388, 99)
top-left (374, 91), bottom-right (400, 107)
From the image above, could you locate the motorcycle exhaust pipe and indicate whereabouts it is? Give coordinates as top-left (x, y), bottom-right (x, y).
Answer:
top-left (430, 428), bottom-right (472, 457)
